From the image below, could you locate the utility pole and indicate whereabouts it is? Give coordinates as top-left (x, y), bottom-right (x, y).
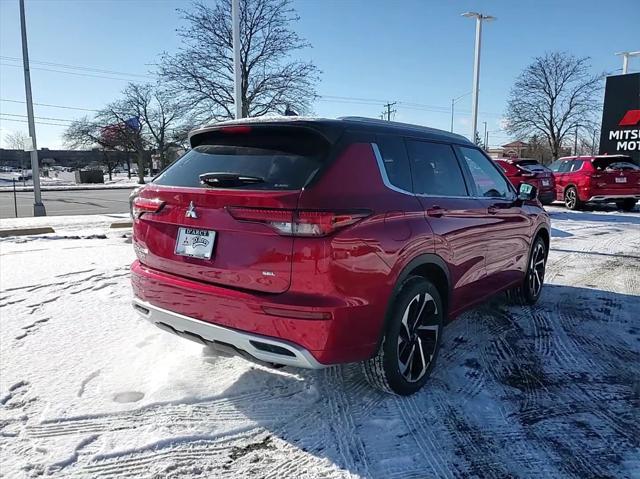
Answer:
top-left (574, 125), bottom-right (579, 156)
top-left (382, 102), bottom-right (396, 121)
top-left (462, 12), bottom-right (495, 143)
top-left (19, 0), bottom-right (45, 216)
top-left (483, 121), bottom-right (488, 150)
top-left (615, 51), bottom-right (640, 74)
top-left (232, 0), bottom-right (242, 119)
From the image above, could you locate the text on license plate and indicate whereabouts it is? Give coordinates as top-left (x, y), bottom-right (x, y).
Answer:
top-left (615, 177), bottom-right (627, 183)
top-left (175, 227), bottom-right (216, 259)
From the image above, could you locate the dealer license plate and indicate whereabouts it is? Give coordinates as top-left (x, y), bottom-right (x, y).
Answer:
top-left (175, 227), bottom-right (216, 259)
top-left (615, 177), bottom-right (627, 183)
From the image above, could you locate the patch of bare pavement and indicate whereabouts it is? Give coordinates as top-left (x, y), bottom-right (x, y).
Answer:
top-left (0, 206), bottom-right (638, 478)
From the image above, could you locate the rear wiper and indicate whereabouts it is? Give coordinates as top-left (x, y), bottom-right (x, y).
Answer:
top-left (199, 172), bottom-right (265, 188)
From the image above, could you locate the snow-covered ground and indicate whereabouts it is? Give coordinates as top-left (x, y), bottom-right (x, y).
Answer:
top-left (1, 207), bottom-right (638, 478)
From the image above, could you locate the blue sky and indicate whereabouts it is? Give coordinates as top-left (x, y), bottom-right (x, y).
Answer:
top-left (1, 0), bottom-right (638, 149)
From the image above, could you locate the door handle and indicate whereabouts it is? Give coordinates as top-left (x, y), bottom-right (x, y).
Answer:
top-left (488, 205), bottom-right (499, 214)
top-left (426, 206), bottom-right (446, 218)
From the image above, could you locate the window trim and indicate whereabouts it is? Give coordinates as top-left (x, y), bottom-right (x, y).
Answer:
top-left (454, 145), bottom-right (517, 200)
top-left (371, 143), bottom-right (413, 195)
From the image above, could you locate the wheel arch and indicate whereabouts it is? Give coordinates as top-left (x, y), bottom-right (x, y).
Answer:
top-left (373, 254), bottom-right (451, 353)
top-left (534, 225), bottom-right (550, 257)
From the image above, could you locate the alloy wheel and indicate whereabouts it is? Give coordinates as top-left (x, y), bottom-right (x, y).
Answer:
top-left (528, 242), bottom-right (546, 298)
top-left (565, 189), bottom-right (577, 209)
top-left (397, 293), bottom-right (439, 383)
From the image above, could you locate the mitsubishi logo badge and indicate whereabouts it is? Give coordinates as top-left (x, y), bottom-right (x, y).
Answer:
top-left (185, 201), bottom-right (198, 219)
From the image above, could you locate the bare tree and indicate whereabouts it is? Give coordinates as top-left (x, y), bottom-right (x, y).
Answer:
top-left (120, 83), bottom-right (187, 169)
top-left (159, 0), bottom-right (319, 122)
top-left (64, 117), bottom-right (121, 181)
top-left (5, 131), bottom-right (30, 150)
top-left (505, 52), bottom-right (602, 160)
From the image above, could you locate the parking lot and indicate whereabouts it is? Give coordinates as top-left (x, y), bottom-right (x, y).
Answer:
top-left (1, 206), bottom-right (638, 478)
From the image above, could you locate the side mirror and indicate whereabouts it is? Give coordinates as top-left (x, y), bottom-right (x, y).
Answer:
top-left (518, 182), bottom-right (538, 201)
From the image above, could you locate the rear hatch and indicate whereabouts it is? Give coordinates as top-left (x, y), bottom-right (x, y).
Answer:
top-left (514, 160), bottom-right (554, 189)
top-left (591, 156), bottom-right (640, 191)
top-left (132, 124), bottom-right (336, 293)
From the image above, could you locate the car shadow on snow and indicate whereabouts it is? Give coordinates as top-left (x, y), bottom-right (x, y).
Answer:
top-left (548, 208), bottom-right (640, 226)
top-left (218, 284), bottom-right (639, 478)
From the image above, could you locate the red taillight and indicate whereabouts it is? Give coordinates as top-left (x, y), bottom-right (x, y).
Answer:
top-left (219, 125), bottom-right (251, 134)
top-left (132, 197), bottom-right (165, 218)
top-left (227, 207), bottom-right (370, 237)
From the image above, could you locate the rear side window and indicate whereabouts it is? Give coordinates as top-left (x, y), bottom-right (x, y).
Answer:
top-left (154, 129), bottom-right (327, 190)
top-left (406, 140), bottom-right (468, 196)
top-left (376, 135), bottom-right (412, 192)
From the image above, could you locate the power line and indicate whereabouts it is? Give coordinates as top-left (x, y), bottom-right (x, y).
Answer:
top-left (1, 112), bottom-right (74, 123)
top-left (1, 98), bottom-right (100, 112)
top-left (0, 62), bottom-right (142, 82)
top-left (0, 117), bottom-right (70, 127)
top-left (0, 55), bottom-right (152, 79)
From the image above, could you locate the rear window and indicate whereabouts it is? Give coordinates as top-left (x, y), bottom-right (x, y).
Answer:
top-left (154, 129), bottom-right (328, 190)
top-left (592, 157), bottom-right (640, 171)
top-left (516, 160), bottom-right (549, 172)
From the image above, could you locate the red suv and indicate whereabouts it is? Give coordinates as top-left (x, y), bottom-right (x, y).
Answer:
top-left (494, 158), bottom-right (555, 205)
top-left (130, 117), bottom-right (550, 395)
top-left (549, 155), bottom-right (640, 210)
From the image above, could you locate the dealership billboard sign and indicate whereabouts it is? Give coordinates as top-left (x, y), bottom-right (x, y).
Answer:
top-left (599, 72), bottom-right (640, 163)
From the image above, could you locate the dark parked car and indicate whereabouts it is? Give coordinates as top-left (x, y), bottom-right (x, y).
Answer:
top-left (494, 158), bottom-right (555, 205)
top-left (130, 117), bottom-right (550, 395)
top-left (549, 155), bottom-right (640, 210)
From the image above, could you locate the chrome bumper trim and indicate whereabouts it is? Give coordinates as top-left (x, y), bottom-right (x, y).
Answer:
top-left (132, 298), bottom-right (326, 369)
top-left (587, 194), bottom-right (640, 201)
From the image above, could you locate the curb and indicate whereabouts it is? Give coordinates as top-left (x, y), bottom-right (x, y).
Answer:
top-left (0, 227), bottom-right (55, 238)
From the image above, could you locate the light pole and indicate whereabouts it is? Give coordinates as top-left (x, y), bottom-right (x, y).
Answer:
top-left (232, 0), bottom-right (243, 118)
top-left (19, 0), bottom-right (45, 216)
top-left (450, 92), bottom-right (471, 132)
top-left (615, 51), bottom-right (640, 74)
top-left (462, 12), bottom-right (495, 143)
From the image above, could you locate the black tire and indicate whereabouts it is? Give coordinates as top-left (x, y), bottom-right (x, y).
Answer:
top-left (564, 186), bottom-right (582, 210)
top-left (507, 236), bottom-right (547, 305)
top-left (362, 276), bottom-right (444, 395)
top-left (616, 199), bottom-right (637, 212)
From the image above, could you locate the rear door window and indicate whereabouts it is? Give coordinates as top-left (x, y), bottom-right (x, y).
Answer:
top-left (154, 129), bottom-right (328, 190)
top-left (406, 140), bottom-right (468, 196)
top-left (376, 135), bottom-right (412, 192)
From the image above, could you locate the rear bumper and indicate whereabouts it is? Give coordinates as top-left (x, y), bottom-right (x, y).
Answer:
top-left (130, 260), bottom-right (379, 365)
top-left (538, 191), bottom-right (555, 203)
top-left (132, 298), bottom-right (325, 368)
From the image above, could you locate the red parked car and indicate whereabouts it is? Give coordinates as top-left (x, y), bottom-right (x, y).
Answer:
top-left (494, 158), bottom-right (556, 205)
top-left (549, 155), bottom-right (640, 210)
top-left (130, 117), bottom-right (550, 395)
